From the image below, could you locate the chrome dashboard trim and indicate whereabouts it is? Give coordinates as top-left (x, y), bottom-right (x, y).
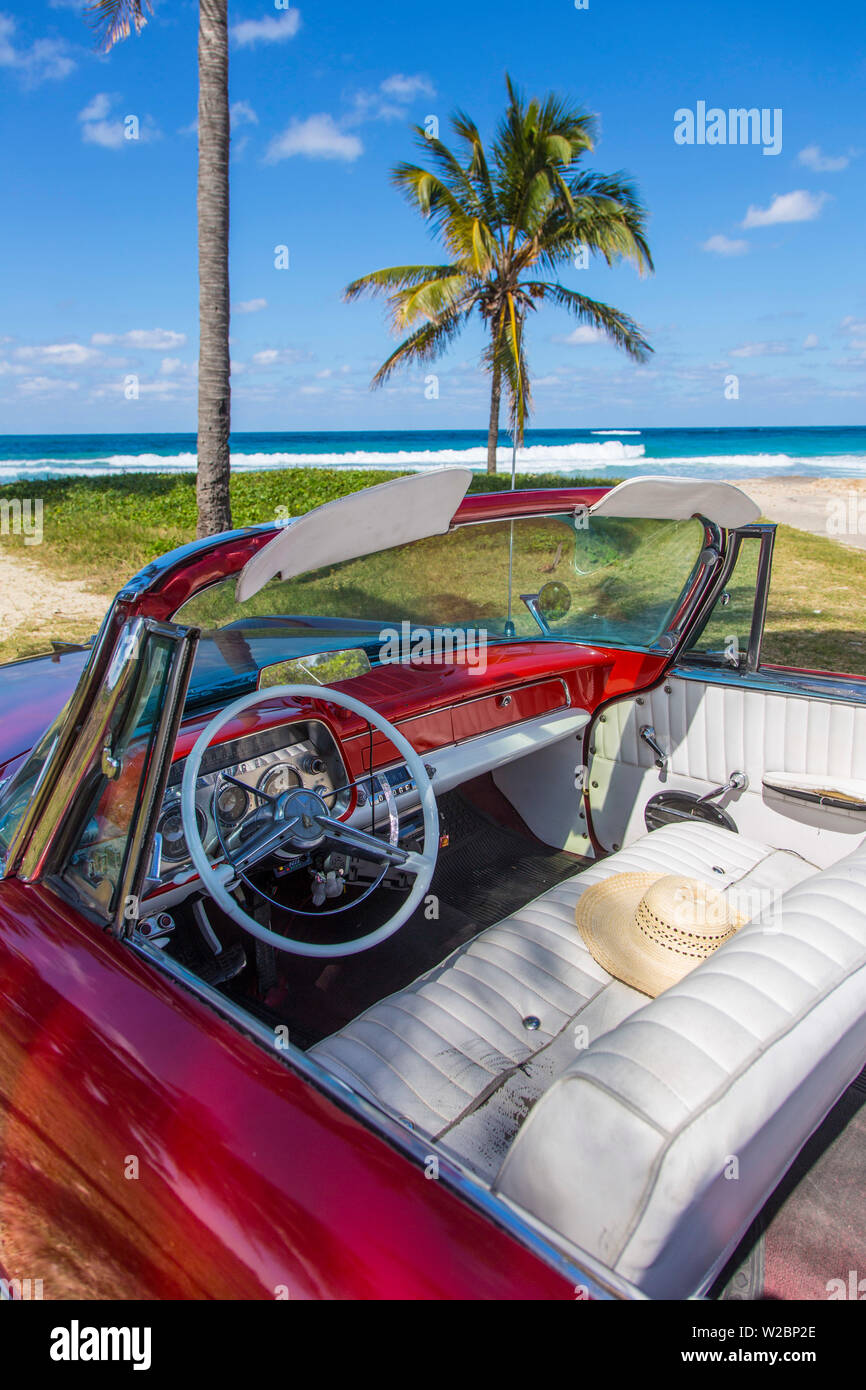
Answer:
top-left (129, 934), bottom-right (641, 1301)
top-left (340, 674), bottom-right (572, 751)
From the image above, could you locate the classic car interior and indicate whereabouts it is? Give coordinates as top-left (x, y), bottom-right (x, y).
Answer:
top-left (2, 469), bottom-right (865, 1301)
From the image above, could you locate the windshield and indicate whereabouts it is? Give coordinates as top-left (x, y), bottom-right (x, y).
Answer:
top-left (173, 513), bottom-right (706, 707)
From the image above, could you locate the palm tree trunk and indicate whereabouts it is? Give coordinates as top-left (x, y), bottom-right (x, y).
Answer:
top-left (486, 359), bottom-right (502, 474)
top-left (196, 0), bottom-right (232, 538)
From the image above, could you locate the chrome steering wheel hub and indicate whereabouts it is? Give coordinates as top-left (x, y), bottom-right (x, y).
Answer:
top-left (279, 786), bottom-right (329, 848)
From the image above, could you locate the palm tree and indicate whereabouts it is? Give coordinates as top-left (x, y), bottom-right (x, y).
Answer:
top-left (346, 77), bottom-right (654, 473)
top-left (87, 1), bottom-right (232, 536)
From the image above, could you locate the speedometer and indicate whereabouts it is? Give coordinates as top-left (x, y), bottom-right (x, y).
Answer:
top-left (259, 763), bottom-right (302, 798)
top-left (216, 781), bottom-right (249, 825)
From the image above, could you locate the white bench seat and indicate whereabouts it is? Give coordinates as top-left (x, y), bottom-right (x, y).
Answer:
top-left (311, 822), bottom-right (818, 1167)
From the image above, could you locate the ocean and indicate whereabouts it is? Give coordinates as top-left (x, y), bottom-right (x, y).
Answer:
top-left (0, 426), bottom-right (864, 483)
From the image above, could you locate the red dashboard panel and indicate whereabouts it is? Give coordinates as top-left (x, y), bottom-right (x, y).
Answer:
top-left (170, 640), bottom-right (667, 783)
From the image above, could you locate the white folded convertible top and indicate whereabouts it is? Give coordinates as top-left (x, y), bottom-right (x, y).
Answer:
top-left (236, 467), bottom-right (473, 602)
top-left (235, 469), bottom-right (760, 602)
top-left (589, 476), bottom-right (760, 528)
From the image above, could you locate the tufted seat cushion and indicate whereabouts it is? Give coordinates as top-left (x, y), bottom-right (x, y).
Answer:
top-left (495, 837), bottom-right (866, 1297)
top-left (311, 821), bottom-right (819, 1154)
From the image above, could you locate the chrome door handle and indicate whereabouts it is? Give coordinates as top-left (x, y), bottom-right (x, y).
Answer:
top-left (640, 725), bottom-right (667, 769)
top-left (698, 772), bottom-right (748, 803)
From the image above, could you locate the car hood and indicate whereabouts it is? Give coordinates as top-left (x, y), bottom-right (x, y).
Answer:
top-left (0, 648), bottom-right (89, 774)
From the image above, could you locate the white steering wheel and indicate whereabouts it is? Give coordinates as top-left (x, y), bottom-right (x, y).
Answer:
top-left (180, 684), bottom-right (439, 957)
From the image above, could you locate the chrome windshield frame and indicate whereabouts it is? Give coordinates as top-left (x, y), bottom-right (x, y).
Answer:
top-left (13, 615), bottom-right (196, 902)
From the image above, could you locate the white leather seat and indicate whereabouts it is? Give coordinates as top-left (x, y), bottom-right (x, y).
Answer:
top-left (496, 836), bottom-right (866, 1296)
top-left (311, 821), bottom-right (819, 1165)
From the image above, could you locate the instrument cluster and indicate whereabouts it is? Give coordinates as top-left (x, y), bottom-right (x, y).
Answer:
top-left (154, 720), bottom-right (349, 881)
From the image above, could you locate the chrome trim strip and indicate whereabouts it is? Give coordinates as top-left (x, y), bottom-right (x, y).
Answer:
top-left (18, 616), bottom-right (151, 882)
top-left (4, 601), bottom-right (122, 876)
top-left (672, 663), bottom-right (866, 706)
top-left (114, 627), bottom-right (200, 938)
top-left (762, 780), bottom-right (866, 813)
top-left (128, 936), bottom-right (641, 1301)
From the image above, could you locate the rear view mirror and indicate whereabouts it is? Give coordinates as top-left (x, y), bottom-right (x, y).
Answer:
top-left (536, 581), bottom-right (572, 623)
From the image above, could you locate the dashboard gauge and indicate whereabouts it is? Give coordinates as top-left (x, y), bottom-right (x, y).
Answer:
top-left (259, 763), bottom-right (302, 798)
top-left (216, 780), bottom-right (249, 825)
top-left (158, 804), bottom-right (207, 863)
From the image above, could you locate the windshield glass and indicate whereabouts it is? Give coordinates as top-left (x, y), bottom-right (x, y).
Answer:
top-left (174, 514), bottom-right (705, 706)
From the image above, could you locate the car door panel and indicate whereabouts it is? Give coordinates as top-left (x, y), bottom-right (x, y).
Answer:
top-left (586, 671), bottom-right (866, 867)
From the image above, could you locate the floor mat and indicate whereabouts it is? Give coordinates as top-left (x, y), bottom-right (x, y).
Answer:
top-left (716, 1066), bottom-right (866, 1300)
top-left (433, 788), bottom-right (587, 931)
top-left (265, 786), bottom-right (588, 1048)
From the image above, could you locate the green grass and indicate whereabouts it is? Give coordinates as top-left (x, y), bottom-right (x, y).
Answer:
top-left (0, 468), bottom-right (611, 593)
top-left (0, 468), bottom-right (864, 677)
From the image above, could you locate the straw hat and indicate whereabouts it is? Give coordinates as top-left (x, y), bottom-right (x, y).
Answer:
top-left (576, 872), bottom-right (746, 998)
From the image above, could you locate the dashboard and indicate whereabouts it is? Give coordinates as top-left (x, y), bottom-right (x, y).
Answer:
top-left (154, 718), bottom-right (351, 883)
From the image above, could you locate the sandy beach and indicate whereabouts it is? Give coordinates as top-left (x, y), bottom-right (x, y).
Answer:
top-left (0, 547), bottom-right (108, 641)
top-left (730, 476), bottom-right (866, 551)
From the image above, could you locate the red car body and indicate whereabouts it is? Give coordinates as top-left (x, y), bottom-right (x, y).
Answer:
top-left (0, 487), bottom-right (684, 1300)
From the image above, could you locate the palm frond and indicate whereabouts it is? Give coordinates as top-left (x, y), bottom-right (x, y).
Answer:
top-left (344, 264), bottom-right (462, 302)
top-left (370, 313), bottom-right (470, 387)
top-left (524, 282), bottom-right (653, 361)
top-left (85, 0), bottom-right (151, 51)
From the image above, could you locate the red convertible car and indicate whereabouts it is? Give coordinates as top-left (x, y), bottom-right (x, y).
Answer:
top-left (1, 469), bottom-right (864, 1301)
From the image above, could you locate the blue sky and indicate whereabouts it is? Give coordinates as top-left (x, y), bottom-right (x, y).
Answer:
top-left (0, 0), bottom-right (864, 434)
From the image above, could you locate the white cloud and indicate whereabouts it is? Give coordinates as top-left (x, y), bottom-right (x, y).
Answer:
top-left (17, 376), bottom-right (80, 395)
top-left (78, 93), bottom-right (157, 149)
top-left (231, 100), bottom-right (258, 129)
top-left (231, 11), bottom-right (301, 47)
top-left (79, 92), bottom-right (112, 122)
top-left (730, 341), bottom-right (789, 358)
top-left (346, 72), bottom-right (436, 126)
top-left (0, 14), bottom-right (75, 85)
top-left (803, 332), bottom-right (819, 349)
top-left (264, 114), bottom-right (363, 163)
top-left (797, 144), bottom-right (851, 173)
top-left (558, 325), bottom-right (604, 345)
top-left (233, 298), bottom-right (267, 315)
top-left (702, 233), bottom-right (748, 256)
top-left (15, 342), bottom-right (102, 366)
top-left (91, 329), bottom-right (187, 350)
top-left (840, 317), bottom-right (866, 354)
top-left (742, 190), bottom-right (828, 227)
top-left (379, 73), bottom-right (435, 101)
top-left (251, 347), bottom-right (307, 366)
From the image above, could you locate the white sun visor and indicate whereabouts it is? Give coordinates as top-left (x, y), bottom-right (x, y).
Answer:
top-left (589, 476), bottom-right (760, 529)
top-left (235, 467), bottom-right (474, 602)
